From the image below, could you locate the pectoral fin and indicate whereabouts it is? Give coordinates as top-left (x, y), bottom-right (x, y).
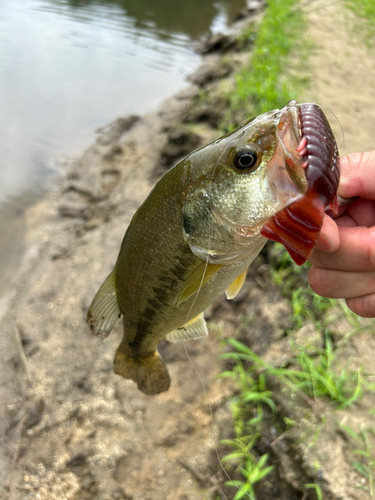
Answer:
top-left (166, 313), bottom-right (208, 342)
top-left (225, 269), bottom-right (248, 300)
top-left (86, 270), bottom-right (121, 339)
top-left (175, 261), bottom-right (223, 306)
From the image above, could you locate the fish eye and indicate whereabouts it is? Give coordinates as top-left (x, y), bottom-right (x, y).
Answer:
top-left (233, 147), bottom-right (258, 171)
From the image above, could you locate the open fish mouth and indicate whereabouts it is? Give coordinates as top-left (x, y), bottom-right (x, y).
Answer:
top-left (261, 100), bottom-right (340, 265)
top-left (275, 100), bottom-right (340, 201)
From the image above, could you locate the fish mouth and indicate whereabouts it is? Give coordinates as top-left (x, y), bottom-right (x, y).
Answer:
top-left (267, 100), bottom-right (308, 204)
top-left (275, 100), bottom-right (340, 205)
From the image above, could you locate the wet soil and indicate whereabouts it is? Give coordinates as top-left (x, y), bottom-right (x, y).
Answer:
top-left (1, 1), bottom-right (375, 500)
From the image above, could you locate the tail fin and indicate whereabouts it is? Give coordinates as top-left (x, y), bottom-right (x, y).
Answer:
top-left (114, 347), bottom-right (170, 395)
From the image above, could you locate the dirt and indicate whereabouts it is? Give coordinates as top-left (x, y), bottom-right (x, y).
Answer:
top-left (1, 1), bottom-right (375, 500)
top-left (301, 0), bottom-right (375, 154)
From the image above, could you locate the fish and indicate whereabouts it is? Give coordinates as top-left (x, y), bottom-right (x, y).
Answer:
top-left (86, 100), bottom-right (340, 395)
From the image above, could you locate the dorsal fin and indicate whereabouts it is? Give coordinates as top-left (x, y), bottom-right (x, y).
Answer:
top-left (225, 269), bottom-right (248, 300)
top-left (166, 313), bottom-right (208, 342)
top-left (86, 270), bottom-right (121, 339)
top-left (174, 261), bottom-right (223, 306)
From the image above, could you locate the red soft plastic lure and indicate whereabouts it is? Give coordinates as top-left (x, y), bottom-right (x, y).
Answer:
top-left (261, 104), bottom-right (340, 265)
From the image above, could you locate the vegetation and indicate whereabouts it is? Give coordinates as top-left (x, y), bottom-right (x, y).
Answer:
top-left (345, 0), bottom-right (375, 46)
top-left (210, 1), bottom-right (375, 498)
top-left (219, 281), bottom-right (374, 498)
top-left (221, 0), bottom-right (309, 131)
top-left (219, 237), bottom-right (375, 497)
top-left (339, 424), bottom-right (375, 497)
top-left (214, 0), bottom-right (311, 494)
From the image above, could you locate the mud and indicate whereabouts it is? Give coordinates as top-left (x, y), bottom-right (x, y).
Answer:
top-left (1, 1), bottom-right (375, 500)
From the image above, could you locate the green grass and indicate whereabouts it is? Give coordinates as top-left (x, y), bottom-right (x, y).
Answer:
top-left (214, 1), bottom-right (312, 497)
top-left (213, 1), bottom-right (375, 497)
top-left (219, 242), bottom-right (375, 497)
top-left (305, 483), bottom-right (323, 500)
top-left (339, 424), bottom-right (375, 497)
top-left (219, 361), bottom-right (276, 499)
top-left (219, 334), bottom-right (371, 499)
top-left (222, 336), bottom-right (365, 410)
top-left (345, 0), bottom-right (375, 46)
top-left (221, 0), bottom-right (309, 131)
top-left (219, 246), bottom-right (372, 498)
top-left (268, 243), bottom-right (365, 333)
top-left (223, 454), bottom-right (274, 500)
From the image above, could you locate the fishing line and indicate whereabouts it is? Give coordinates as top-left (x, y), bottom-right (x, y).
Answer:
top-left (182, 341), bottom-right (256, 500)
top-left (180, 100), bottom-right (337, 497)
top-left (181, 139), bottom-right (229, 329)
top-left (298, 102), bottom-right (345, 151)
top-left (181, 144), bottom-right (256, 500)
top-left (181, 231), bottom-right (211, 330)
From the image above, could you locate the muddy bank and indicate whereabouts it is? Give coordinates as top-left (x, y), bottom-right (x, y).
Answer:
top-left (1, 1), bottom-right (375, 499)
top-left (0, 99), bottom-right (232, 500)
top-left (0, 7), bottom-right (266, 500)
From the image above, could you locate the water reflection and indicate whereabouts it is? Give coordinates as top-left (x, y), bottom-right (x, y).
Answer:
top-left (43, 0), bottom-right (244, 40)
top-left (0, 0), bottom-right (244, 287)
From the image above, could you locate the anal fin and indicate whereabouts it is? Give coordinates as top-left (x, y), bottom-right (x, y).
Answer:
top-left (166, 313), bottom-right (208, 342)
top-left (225, 269), bottom-right (248, 300)
top-left (260, 190), bottom-right (325, 265)
top-left (86, 270), bottom-right (121, 339)
top-left (114, 348), bottom-right (170, 395)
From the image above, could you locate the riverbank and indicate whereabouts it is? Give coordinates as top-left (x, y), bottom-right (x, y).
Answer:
top-left (1, 1), bottom-right (375, 499)
top-left (0, 5), bottom-right (266, 499)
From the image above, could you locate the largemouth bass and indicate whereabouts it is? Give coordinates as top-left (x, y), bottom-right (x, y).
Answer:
top-left (87, 101), bottom-right (340, 395)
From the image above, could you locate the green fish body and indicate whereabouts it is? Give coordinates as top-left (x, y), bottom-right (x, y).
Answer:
top-left (87, 101), bottom-right (339, 395)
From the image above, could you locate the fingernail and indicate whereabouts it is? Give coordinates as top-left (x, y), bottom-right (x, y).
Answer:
top-left (321, 233), bottom-right (335, 252)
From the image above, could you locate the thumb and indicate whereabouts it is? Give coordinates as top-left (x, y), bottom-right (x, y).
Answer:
top-left (315, 214), bottom-right (340, 253)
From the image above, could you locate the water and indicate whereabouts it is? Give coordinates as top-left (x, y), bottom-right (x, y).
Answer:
top-left (0, 0), bottom-right (244, 288)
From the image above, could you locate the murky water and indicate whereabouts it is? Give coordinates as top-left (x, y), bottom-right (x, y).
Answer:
top-left (0, 0), bottom-right (244, 288)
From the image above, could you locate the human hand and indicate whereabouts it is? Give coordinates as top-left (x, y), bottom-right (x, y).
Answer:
top-left (308, 151), bottom-right (375, 318)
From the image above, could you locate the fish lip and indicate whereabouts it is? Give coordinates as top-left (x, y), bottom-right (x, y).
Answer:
top-left (278, 100), bottom-right (301, 140)
top-left (276, 102), bottom-right (304, 172)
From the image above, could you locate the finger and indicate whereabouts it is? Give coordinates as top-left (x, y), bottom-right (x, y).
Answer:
top-left (346, 294), bottom-right (375, 318)
top-left (335, 214), bottom-right (357, 227)
top-left (315, 214), bottom-right (340, 252)
top-left (326, 204), bottom-right (348, 219)
top-left (309, 225), bottom-right (375, 271)
top-left (308, 267), bottom-right (375, 299)
top-left (339, 151), bottom-right (375, 199)
top-left (345, 199), bottom-right (375, 227)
